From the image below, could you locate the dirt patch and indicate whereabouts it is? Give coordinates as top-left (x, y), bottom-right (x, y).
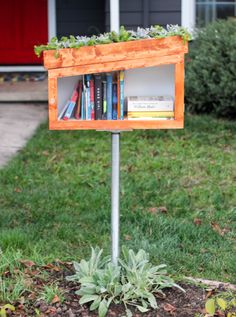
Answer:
top-left (1, 262), bottom-right (234, 317)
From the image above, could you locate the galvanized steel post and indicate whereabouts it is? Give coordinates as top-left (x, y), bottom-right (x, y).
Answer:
top-left (110, 0), bottom-right (120, 265)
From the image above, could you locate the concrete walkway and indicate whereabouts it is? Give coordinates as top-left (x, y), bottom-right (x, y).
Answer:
top-left (0, 80), bottom-right (48, 102)
top-left (0, 103), bottom-right (48, 168)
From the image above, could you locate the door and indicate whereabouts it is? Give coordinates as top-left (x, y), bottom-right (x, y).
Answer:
top-left (0, 0), bottom-right (48, 65)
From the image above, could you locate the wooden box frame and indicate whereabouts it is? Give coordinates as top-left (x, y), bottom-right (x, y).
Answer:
top-left (43, 36), bottom-right (188, 130)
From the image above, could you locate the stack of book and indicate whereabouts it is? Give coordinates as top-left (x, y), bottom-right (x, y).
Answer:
top-left (127, 96), bottom-right (174, 120)
top-left (59, 71), bottom-right (124, 121)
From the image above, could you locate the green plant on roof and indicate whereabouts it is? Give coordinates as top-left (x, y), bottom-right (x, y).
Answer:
top-left (34, 25), bottom-right (191, 58)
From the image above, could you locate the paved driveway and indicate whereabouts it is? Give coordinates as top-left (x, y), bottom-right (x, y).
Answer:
top-left (0, 103), bottom-right (47, 168)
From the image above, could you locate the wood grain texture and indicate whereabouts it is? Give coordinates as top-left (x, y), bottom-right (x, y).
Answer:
top-left (49, 119), bottom-right (184, 130)
top-left (48, 77), bottom-right (58, 123)
top-left (48, 54), bottom-right (184, 78)
top-left (43, 36), bottom-right (188, 70)
top-left (174, 60), bottom-right (185, 121)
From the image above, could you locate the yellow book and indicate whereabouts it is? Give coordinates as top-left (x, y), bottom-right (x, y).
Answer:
top-left (128, 111), bottom-right (174, 118)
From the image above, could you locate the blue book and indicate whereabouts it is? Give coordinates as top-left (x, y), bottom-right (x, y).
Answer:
top-left (86, 75), bottom-right (91, 120)
top-left (81, 91), bottom-right (85, 120)
top-left (63, 101), bottom-right (76, 120)
top-left (120, 71), bottom-right (124, 120)
top-left (112, 83), bottom-right (118, 120)
top-left (106, 73), bottom-right (112, 120)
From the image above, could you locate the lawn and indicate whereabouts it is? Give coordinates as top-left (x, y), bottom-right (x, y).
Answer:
top-left (0, 114), bottom-right (235, 283)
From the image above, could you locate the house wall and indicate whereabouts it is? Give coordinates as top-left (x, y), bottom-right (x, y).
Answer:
top-left (56, 0), bottom-right (106, 38)
top-left (56, 0), bottom-right (182, 38)
top-left (105, 0), bottom-right (182, 31)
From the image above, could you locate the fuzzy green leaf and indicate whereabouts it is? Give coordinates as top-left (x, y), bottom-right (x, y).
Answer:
top-left (98, 299), bottom-right (108, 317)
top-left (217, 298), bottom-right (227, 311)
top-left (79, 294), bottom-right (99, 305)
top-left (205, 298), bottom-right (216, 315)
top-left (90, 296), bottom-right (102, 311)
top-left (136, 305), bottom-right (149, 313)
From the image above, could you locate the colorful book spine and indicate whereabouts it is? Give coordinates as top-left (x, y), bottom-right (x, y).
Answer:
top-left (58, 100), bottom-right (70, 120)
top-left (117, 72), bottom-right (120, 119)
top-left (75, 80), bottom-right (82, 119)
top-left (81, 91), bottom-right (85, 120)
top-left (90, 77), bottom-right (95, 120)
top-left (86, 75), bottom-right (91, 120)
top-left (70, 90), bottom-right (78, 104)
top-left (94, 74), bottom-right (103, 120)
top-left (128, 111), bottom-right (174, 118)
top-left (102, 81), bottom-right (107, 120)
top-left (82, 76), bottom-right (87, 120)
top-left (63, 101), bottom-right (76, 120)
top-left (62, 84), bottom-right (79, 120)
top-left (106, 73), bottom-right (112, 120)
top-left (112, 83), bottom-right (118, 120)
top-left (120, 71), bottom-right (124, 120)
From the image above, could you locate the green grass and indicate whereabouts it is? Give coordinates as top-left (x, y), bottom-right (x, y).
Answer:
top-left (0, 114), bottom-right (235, 283)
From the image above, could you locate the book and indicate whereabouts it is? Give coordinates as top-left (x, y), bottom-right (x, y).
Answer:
top-left (127, 96), bottom-right (174, 112)
top-left (58, 100), bottom-right (70, 120)
top-left (81, 76), bottom-right (86, 120)
top-left (94, 74), bottom-right (103, 120)
top-left (106, 73), bottom-right (113, 120)
top-left (75, 80), bottom-right (83, 119)
top-left (90, 77), bottom-right (95, 120)
top-left (63, 101), bottom-right (77, 120)
top-left (120, 71), bottom-right (124, 120)
top-left (81, 90), bottom-right (85, 120)
top-left (102, 81), bottom-right (107, 120)
top-left (128, 117), bottom-right (173, 120)
top-left (63, 84), bottom-right (79, 120)
top-left (128, 111), bottom-right (174, 118)
top-left (112, 83), bottom-right (118, 120)
top-left (85, 75), bottom-right (91, 120)
top-left (70, 85), bottom-right (79, 103)
top-left (117, 72), bottom-right (120, 119)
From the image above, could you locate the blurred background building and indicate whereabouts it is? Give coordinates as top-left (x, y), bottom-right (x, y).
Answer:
top-left (0, 0), bottom-right (235, 71)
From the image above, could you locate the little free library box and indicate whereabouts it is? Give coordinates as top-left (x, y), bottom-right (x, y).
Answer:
top-left (43, 35), bottom-right (188, 130)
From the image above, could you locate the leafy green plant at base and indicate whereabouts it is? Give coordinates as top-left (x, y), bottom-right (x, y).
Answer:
top-left (205, 295), bottom-right (236, 316)
top-left (185, 19), bottom-right (236, 118)
top-left (34, 25), bottom-right (191, 57)
top-left (0, 275), bottom-right (27, 303)
top-left (67, 247), bottom-right (183, 317)
top-left (39, 284), bottom-right (65, 304)
top-left (0, 247), bottom-right (22, 276)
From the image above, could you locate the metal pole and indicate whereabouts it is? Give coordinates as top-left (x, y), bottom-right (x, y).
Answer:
top-left (111, 132), bottom-right (120, 265)
top-left (110, 0), bottom-right (120, 265)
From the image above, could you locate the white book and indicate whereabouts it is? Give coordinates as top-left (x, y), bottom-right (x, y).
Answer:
top-left (127, 96), bottom-right (174, 112)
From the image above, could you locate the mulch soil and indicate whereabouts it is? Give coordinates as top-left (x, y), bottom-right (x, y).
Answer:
top-left (1, 261), bottom-right (234, 317)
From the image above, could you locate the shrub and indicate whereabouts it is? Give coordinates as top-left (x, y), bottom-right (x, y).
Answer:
top-left (185, 19), bottom-right (236, 118)
top-left (67, 247), bottom-right (183, 317)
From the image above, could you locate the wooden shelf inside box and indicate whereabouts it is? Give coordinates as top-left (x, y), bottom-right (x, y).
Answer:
top-left (45, 36), bottom-right (188, 130)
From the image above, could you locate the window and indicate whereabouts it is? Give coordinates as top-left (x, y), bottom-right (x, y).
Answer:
top-left (196, 0), bottom-right (236, 26)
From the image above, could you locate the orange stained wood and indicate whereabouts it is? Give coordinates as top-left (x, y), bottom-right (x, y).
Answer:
top-left (43, 36), bottom-right (188, 70)
top-left (45, 36), bottom-right (188, 131)
top-left (48, 54), bottom-right (184, 78)
top-left (49, 119), bottom-right (183, 131)
top-left (174, 60), bottom-right (185, 121)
